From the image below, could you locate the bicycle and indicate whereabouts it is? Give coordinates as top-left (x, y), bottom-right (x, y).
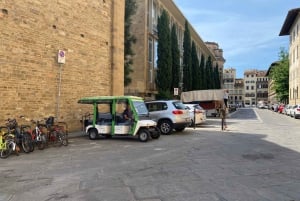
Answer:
top-left (6, 117), bottom-right (34, 153)
top-left (30, 119), bottom-right (48, 150)
top-left (45, 116), bottom-right (68, 147)
top-left (0, 126), bottom-right (19, 158)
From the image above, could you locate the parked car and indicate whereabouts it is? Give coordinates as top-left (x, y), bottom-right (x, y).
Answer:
top-left (184, 104), bottom-right (207, 126)
top-left (272, 104), bottom-right (279, 112)
top-left (278, 104), bottom-right (285, 114)
top-left (291, 104), bottom-right (300, 119)
top-left (284, 105), bottom-right (293, 116)
top-left (283, 104), bottom-right (290, 115)
top-left (145, 100), bottom-right (191, 134)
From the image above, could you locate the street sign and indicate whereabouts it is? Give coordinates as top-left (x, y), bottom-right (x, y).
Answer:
top-left (58, 50), bottom-right (65, 64)
top-left (174, 88), bottom-right (179, 95)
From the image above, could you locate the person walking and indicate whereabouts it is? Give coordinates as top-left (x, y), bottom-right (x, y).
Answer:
top-left (220, 105), bottom-right (227, 130)
top-left (223, 89), bottom-right (229, 108)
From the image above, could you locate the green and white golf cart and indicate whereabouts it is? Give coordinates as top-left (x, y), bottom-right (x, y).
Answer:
top-left (78, 96), bottom-right (160, 142)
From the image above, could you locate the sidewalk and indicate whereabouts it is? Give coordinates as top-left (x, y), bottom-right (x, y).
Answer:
top-left (68, 130), bottom-right (85, 139)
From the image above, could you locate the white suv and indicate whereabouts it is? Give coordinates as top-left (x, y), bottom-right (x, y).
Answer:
top-left (145, 100), bottom-right (192, 134)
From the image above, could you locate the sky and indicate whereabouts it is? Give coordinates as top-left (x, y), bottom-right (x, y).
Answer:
top-left (173, 0), bottom-right (299, 78)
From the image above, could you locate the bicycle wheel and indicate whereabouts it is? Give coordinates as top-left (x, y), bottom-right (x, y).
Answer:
top-left (22, 132), bottom-right (34, 153)
top-left (37, 134), bottom-right (47, 150)
top-left (0, 141), bottom-right (14, 159)
top-left (57, 131), bottom-right (68, 146)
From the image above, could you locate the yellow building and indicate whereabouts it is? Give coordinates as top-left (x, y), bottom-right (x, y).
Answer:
top-left (125, 0), bottom-right (225, 99)
top-left (0, 1), bottom-right (124, 131)
top-left (280, 8), bottom-right (300, 105)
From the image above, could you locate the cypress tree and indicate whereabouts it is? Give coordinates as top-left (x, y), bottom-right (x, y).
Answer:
top-left (191, 41), bottom-right (199, 90)
top-left (171, 24), bottom-right (180, 92)
top-left (214, 63), bottom-right (221, 89)
top-left (183, 21), bottom-right (192, 91)
top-left (205, 56), bottom-right (213, 89)
top-left (199, 55), bottom-right (205, 89)
top-left (156, 9), bottom-right (172, 99)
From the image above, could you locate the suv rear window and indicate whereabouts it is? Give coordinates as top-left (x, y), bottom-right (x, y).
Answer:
top-left (173, 101), bottom-right (186, 109)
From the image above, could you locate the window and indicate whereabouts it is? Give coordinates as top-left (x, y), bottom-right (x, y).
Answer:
top-left (152, 2), bottom-right (158, 32)
top-left (154, 40), bottom-right (158, 68)
top-left (148, 38), bottom-right (153, 63)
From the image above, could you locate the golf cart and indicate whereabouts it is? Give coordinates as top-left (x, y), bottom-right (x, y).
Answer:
top-left (78, 96), bottom-right (160, 142)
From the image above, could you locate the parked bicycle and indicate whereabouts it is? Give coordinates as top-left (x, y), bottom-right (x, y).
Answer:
top-left (30, 119), bottom-right (48, 150)
top-left (6, 117), bottom-right (34, 153)
top-left (0, 126), bottom-right (19, 158)
top-left (45, 116), bottom-right (68, 147)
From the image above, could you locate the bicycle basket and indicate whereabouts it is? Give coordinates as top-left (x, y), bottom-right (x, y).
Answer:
top-left (46, 116), bottom-right (54, 126)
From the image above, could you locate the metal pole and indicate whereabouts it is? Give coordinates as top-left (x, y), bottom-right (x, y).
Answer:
top-left (56, 64), bottom-right (63, 120)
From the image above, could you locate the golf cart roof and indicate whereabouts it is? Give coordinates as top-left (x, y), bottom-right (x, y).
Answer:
top-left (78, 96), bottom-right (144, 104)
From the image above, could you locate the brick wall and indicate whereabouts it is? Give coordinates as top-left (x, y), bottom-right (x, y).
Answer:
top-left (0, 0), bottom-right (124, 131)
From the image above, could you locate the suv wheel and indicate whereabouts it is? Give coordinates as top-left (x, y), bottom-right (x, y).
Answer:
top-left (158, 120), bottom-right (173, 135)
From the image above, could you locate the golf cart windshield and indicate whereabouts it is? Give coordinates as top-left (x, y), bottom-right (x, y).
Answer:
top-left (132, 101), bottom-right (149, 116)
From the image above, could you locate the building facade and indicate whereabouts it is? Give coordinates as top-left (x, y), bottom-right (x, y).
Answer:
top-left (233, 78), bottom-right (244, 106)
top-left (244, 70), bottom-right (258, 106)
top-left (266, 62), bottom-right (279, 104)
top-left (280, 8), bottom-right (300, 105)
top-left (125, 0), bottom-right (223, 99)
top-left (223, 68), bottom-right (244, 106)
top-left (244, 69), bottom-right (268, 106)
top-left (0, 0), bottom-right (124, 131)
top-left (223, 68), bottom-right (236, 105)
top-left (256, 70), bottom-right (269, 104)
top-left (205, 42), bottom-right (226, 89)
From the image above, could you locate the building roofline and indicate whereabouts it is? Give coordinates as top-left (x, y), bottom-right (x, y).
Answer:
top-left (279, 8), bottom-right (300, 36)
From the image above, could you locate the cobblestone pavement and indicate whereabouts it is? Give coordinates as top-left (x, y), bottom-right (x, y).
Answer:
top-left (1, 108), bottom-right (300, 201)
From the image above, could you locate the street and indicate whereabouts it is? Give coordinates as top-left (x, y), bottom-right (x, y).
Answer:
top-left (1, 108), bottom-right (300, 201)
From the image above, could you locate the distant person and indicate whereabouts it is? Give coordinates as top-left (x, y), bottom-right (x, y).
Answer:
top-left (223, 89), bottom-right (229, 108)
top-left (220, 105), bottom-right (227, 130)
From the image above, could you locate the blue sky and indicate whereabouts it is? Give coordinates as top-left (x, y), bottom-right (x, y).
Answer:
top-left (173, 0), bottom-right (299, 78)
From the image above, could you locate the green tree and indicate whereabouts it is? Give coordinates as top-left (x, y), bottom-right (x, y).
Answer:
top-left (269, 48), bottom-right (289, 102)
top-left (124, 0), bottom-right (137, 86)
top-left (183, 20), bottom-right (192, 91)
top-left (156, 9), bottom-right (172, 99)
top-left (199, 55), bottom-right (205, 89)
top-left (191, 41), bottom-right (200, 90)
top-left (205, 56), bottom-right (213, 89)
top-left (171, 24), bottom-right (180, 91)
top-left (214, 63), bottom-right (221, 89)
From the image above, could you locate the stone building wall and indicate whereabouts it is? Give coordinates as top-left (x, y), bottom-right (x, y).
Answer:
top-left (0, 0), bottom-right (124, 131)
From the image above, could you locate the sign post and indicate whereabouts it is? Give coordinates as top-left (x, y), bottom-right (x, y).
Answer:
top-left (174, 88), bottom-right (179, 96)
top-left (56, 50), bottom-right (66, 120)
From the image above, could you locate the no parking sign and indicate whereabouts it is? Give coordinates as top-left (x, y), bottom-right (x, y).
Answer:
top-left (58, 50), bottom-right (66, 64)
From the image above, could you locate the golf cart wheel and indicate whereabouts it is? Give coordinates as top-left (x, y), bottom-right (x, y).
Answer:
top-left (150, 127), bottom-right (160, 139)
top-left (138, 129), bottom-right (150, 142)
top-left (88, 128), bottom-right (99, 140)
top-left (158, 120), bottom-right (173, 135)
